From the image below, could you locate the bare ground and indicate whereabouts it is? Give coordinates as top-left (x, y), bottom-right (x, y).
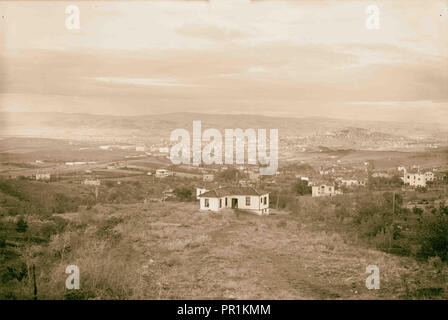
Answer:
top-left (76, 202), bottom-right (437, 300)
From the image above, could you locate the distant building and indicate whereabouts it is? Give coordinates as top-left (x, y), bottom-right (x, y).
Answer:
top-left (203, 174), bottom-right (214, 182)
top-left (99, 146), bottom-right (110, 150)
top-left (312, 184), bottom-right (338, 197)
top-left (155, 169), bottom-right (170, 178)
top-left (163, 188), bottom-right (175, 198)
top-left (372, 172), bottom-right (391, 178)
top-left (403, 171), bottom-right (426, 187)
top-left (339, 179), bottom-right (365, 187)
top-left (83, 179), bottom-right (101, 186)
top-left (36, 173), bottom-right (51, 181)
top-left (424, 171), bottom-right (435, 182)
top-left (198, 186), bottom-right (269, 215)
top-left (136, 146), bottom-right (145, 152)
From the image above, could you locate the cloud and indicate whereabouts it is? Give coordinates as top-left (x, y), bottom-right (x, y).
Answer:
top-left (93, 77), bottom-right (192, 87)
top-left (177, 24), bottom-right (247, 42)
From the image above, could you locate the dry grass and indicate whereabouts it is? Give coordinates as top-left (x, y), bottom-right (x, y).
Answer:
top-left (11, 201), bottom-right (447, 299)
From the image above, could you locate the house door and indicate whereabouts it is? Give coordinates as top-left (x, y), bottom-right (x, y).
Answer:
top-left (231, 198), bottom-right (238, 209)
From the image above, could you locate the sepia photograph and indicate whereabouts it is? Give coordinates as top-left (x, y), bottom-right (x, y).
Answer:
top-left (0, 0), bottom-right (447, 308)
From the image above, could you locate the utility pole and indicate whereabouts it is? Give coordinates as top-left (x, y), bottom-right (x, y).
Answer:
top-left (276, 190), bottom-right (279, 210)
top-left (392, 191), bottom-right (395, 216)
top-left (32, 264), bottom-right (37, 300)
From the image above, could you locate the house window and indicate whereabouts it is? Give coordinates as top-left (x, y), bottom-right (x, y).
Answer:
top-left (261, 197), bottom-right (263, 203)
top-left (205, 198), bottom-right (209, 208)
top-left (246, 197), bottom-right (251, 206)
top-left (219, 199), bottom-right (222, 208)
top-left (263, 196), bottom-right (267, 205)
top-left (225, 197), bottom-right (228, 206)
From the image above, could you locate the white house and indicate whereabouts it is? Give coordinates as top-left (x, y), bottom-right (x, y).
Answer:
top-left (403, 172), bottom-right (426, 187)
top-left (404, 171), bottom-right (427, 187)
top-left (198, 186), bottom-right (270, 215)
top-left (36, 173), bottom-right (51, 181)
top-left (312, 184), bottom-right (338, 197)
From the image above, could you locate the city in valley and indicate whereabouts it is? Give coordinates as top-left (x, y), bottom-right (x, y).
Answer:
top-left (0, 112), bottom-right (447, 299)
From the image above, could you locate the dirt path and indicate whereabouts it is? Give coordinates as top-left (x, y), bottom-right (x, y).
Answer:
top-left (122, 204), bottom-right (419, 299)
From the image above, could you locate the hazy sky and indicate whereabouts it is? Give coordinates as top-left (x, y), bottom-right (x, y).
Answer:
top-left (0, 0), bottom-right (447, 123)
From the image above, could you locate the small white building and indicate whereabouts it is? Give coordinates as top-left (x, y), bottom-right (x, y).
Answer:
top-left (372, 172), bottom-right (391, 178)
top-left (136, 146), bottom-right (146, 152)
top-left (203, 174), bottom-right (214, 182)
top-left (198, 186), bottom-right (270, 215)
top-left (424, 171), bottom-right (435, 182)
top-left (404, 172), bottom-right (427, 187)
top-left (83, 178), bottom-right (101, 186)
top-left (36, 173), bottom-right (51, 181)
top-left (155, 169), bottom-right (170, 178)
top-left (312, 184), bottom-right (338, 197)
top-left (339, 179), bottom-right (364, 187)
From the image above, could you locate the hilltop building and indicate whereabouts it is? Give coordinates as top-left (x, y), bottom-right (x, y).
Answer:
top-left (312, 184), bottom-right (340, 197)
top-left (197, 186), bottom-right (269, 215)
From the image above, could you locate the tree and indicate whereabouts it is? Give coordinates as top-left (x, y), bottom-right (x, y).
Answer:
top-left (295, 179), bottom-right (311, 196)
top-left (16, 217), bottom-right (28, 233)
top-left (219, 168), bottom-right (239, 182)
top-left (174, 187), bottom-right (193, 201)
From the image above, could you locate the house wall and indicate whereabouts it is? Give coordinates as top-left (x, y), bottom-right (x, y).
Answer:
top-left (404, 173), bottom-right (427, 187)
top-left (225, 194), bottom-right (269, 215)
top-left (200, 197), bottom-right (218, 211)
top-left (312, 185), bottom-right (335, 197)
top-left (196, 188), bottom-right (208, 200)
top-left (200, 193), bottom-right (270, 215)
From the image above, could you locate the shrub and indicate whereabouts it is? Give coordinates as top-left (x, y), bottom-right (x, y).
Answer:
top-left (174, 187), bottom-right (193, 201)
top-left (15, 217), bottom-right (28, 233)
top-left (416, 212), bottom-right (448, 261)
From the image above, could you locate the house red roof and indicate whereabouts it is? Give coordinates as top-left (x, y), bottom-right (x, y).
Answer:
top-left (198, 186), bottom-right (267, 198)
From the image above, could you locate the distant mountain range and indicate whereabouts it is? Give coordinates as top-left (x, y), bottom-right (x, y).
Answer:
top-left (1, 112), bottom-right (447, 150)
